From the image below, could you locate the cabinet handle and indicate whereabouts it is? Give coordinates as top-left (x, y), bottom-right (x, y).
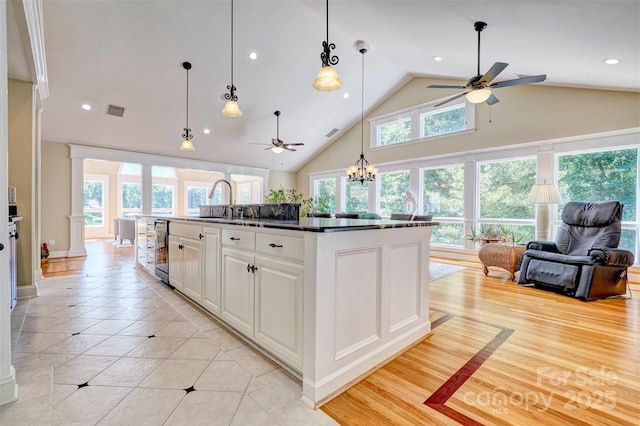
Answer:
top-left (247, 264), bottom-right (257, 273)
top-left (199, 233), bottom-right (204, 240)
top-left (269, 243), bottom-right (283, 248)
top-left (230, 237), bottom-right (240, 241)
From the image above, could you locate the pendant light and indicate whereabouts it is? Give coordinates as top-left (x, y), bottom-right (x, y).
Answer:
top-left (346, 42), bottom-right (377, 184)
top-left (222, 0), bottom-right (242, 117)
top-left (179, 61), bottom-right (195, 151)
top-left (312, 0), bottom-right (342, 92)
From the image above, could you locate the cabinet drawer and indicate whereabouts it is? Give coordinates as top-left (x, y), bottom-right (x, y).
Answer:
top-left (222, 229), bottom-right (255, 251)
top-left (256, 233), bottom-right (304, 262)
top-left (170, 221), bottom-right (203, 240)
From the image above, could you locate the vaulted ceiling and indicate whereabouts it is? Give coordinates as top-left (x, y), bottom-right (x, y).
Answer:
top-left (8, 1), bottom-right (639, 172)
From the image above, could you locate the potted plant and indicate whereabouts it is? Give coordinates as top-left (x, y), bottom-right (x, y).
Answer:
top-left (264, 187), bottom-right (314, 218)
top-left (466, 223), bottom-right (522, 247)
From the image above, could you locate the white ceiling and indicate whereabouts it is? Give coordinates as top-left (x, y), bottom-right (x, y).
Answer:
top-left (8, 1), bottom-right (640, 172)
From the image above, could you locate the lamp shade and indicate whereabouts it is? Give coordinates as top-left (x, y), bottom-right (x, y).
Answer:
top-left (526, 184), bottom-right (563, 204)
top-left (312, 65), bottom-right (343, 91)
top-left (271, 146), bottom-right (284, 154)
top-left (465, 88), bottom-right (492, 104)
top-left (179, 139), bottom-right (195, 151)
top-left (222, 100), bottom-right (243, 117)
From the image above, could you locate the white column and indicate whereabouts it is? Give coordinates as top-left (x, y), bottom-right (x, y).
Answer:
top-left (0, 2), bottom-right (19, 406)
top-left (141, 165), bottom-right (152, 215)
top-left (68, 156), bottom-right (87, 257)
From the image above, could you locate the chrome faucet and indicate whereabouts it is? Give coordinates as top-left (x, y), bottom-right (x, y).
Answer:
top-left (209, 179), bottom-right (234, 218)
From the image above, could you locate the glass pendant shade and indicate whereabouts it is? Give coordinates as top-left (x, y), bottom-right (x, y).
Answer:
top-left (466, 88), bottom-right (492, 104)
top-left (271, 146), bottom-right (284, 154)
top-left (222, 99), bottom-right (243, 117)
top-left (179, 138), bottom-right (195, 151)
top-left (313, 65), bottom-right (343, 92)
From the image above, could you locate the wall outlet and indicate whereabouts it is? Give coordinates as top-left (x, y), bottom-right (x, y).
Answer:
top-left (48, 240), bottom-right (55, 247)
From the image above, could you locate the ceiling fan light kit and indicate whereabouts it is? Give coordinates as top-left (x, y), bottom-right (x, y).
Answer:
top-left (179, 61), bottom-right (195, 151)
top-left (346, 42), bottom-right (377, 184)
top-left (222, 0), bottom-right (243, 117)
top-left (427, 21), bottom-right (546, 107)
top-left (313, 0), bottom-right (342, 92)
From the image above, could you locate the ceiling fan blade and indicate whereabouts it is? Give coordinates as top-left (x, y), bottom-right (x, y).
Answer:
top-left (263, 147), bottom-right (272, 150)
top-left (433, 91), bottom-right (469, 107)
top-left (486, 94), bottom-right (500, 105)
top-left (480, 62), bottom-right (508, 84)
top-left (427, 84), bottom-right (468, 89)
top-left (284, 147), bottom-right (297, 152)
top-left (489, 74), bottom-right (547, 89)
top-left (283, 143), bottom-right (304, 147)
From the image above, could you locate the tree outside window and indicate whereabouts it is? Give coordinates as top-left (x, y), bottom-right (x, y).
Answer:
top-left (313, 178), bottom-right (336, 213)
top-left (423, 166), bottom-right (464, 245)
top-left (152, 185), bottom-right (174, 216)
top-left (84, 180), bottom-right (104, 226)
top-left (378, 118), bottom-right (411, 146)
top-left (378, 171), bottom-right (410, 216)
top-left (345, 179), bottom-right (368, 212)
top-left (479, 158), bottom-right (536, 243)
top-left (122, 183), bottom-right (141, 218)
top-left (558, 147), bottom-right (638, 255)
top-left (422, 104), bottom-right (466, 138)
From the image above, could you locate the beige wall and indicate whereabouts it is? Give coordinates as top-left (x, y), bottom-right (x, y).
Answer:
top-left (268, 170), bottom-right (297, 195)
top-left (296, 76), bottom-right (640, 193)
top-left (41, 141), bottom-right (71, 252)
top-left (8, 79), bottom-right (34, 286)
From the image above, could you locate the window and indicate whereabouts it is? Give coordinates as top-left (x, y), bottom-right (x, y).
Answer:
top-left (344, 179), bottom-right (368, 212)
top-left (423, 166), bottom-right (464, 245)
top-left (372, 98), bottom-right (474, 147)
top-left (231, 174), bottom-right (263, 204)
top-left (84, 179), bottom-right (106, 227)
top-left (421, 103), bottom-right (466, 138)
top-left (479, 158), bottom-right (536, 243)
top-left (313, 178), bottom-right (337, 213)
top-left (557, 147), bottom-right (638, 257)
top-left (378, 170), bottom-right (410, 217)
top-left (186, 186), bottom-right (209, 216)
top-left (151, 166), bottom-right (177, 216)
top-left (378, 118), bottom-right (411, 146)
top-left (122, 183), bottom-right (141, 217)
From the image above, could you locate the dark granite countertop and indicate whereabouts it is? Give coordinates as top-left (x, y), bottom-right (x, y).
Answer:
top-left (155, 216), bottom-right (438, 233)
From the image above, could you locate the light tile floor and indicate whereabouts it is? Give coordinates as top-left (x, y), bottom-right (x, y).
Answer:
top-left (2, 267), bottom-right (338, 425)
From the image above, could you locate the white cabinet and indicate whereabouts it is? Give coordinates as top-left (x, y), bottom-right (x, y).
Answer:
top-left (202, 226), bottom-right (221, 315)
top-left (254, 254), bottom-right (303, 369)
top-left (168, 221), bottom-right (203, 300)
top-left (220, 228), bottom-right (304, 370)
top-left (136, 217), bottom-right (155, 273)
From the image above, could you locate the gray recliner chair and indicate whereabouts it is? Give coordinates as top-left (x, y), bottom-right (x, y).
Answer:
top-left (518, 201), bottom-right (634, 300)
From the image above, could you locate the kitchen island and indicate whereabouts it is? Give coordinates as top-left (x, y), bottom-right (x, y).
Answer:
top-left (136, 216), bottom-right (436, 407)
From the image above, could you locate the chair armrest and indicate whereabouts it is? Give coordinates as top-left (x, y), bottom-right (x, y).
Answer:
top-left (523, 249), bottom-right (598, 265)
top-left (526, 241), bottom-right (558, 252)
top-left (588, 247), bottom-right (635, 267)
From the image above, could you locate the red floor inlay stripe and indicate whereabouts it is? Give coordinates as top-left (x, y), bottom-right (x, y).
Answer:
top-left (424, 314), bottom-right (514, 425)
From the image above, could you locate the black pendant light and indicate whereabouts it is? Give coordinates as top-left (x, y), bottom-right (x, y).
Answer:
top-left (346, 42), bottom-right (376, 184)
top-left (222, 0), bottom-right (242, 117)
top-left (179, 61), bottom-right (195, 151)
top-left (312, 0), bottom-right (342, 92)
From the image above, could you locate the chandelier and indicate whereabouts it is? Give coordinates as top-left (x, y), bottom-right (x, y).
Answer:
top-left (179, 61), bottom-right (195, 151)
top-left (346, 42), bottom-right (377, 183)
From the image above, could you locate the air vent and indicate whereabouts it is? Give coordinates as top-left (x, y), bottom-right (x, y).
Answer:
top-left (106, 104), bottom-right (125, 117)
top-left (325, 128), bottom-right (339, 137)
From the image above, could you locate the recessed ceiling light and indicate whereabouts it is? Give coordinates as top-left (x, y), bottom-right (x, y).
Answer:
top-left (203, 129), bottom-right (211, 134)
top-left (432, 56), bottom-right (443, 61)
top-left (604, 58), bottom-right (620, 65)
top-left (343, 93), bottom-right (350, 99)
top-left (81, 104), bottom-right (92, 111)
top-left (249, 52), bottom-right (257, 60)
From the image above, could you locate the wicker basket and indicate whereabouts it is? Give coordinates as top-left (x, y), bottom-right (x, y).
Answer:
top-left (478, 243), bottom-right (527, 281)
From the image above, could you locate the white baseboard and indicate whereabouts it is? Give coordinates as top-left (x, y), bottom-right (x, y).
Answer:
top-left (17, 283), bottom-right (39, 299)
top-left (48, 250), bottom-right (69, 258)
top-left (0, 366), bottom-right (18, 406)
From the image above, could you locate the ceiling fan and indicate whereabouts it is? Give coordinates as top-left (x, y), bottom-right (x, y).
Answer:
top-left (252, 111), bottom-right (304, 154)
top-left (427, 21), bottom-right (546, 107)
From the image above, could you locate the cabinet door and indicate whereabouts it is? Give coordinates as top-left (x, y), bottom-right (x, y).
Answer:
top-left (181, 238), bottom-right (203, 302)
top-left (221, 248), bottom-right (255, 336)
top-left (203, 229), bottom-right (221, 315)
top-left (168, 235), bottom-right (183, 290)
top-left (254, 255), bottom-right (304, 369)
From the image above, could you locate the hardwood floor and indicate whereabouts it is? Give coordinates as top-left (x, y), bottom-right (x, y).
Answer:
top-left (41, 241), bottom-right (640, 425)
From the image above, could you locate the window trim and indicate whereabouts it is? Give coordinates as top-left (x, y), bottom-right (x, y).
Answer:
top-left (370, 97), bottom-right (475, 149)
